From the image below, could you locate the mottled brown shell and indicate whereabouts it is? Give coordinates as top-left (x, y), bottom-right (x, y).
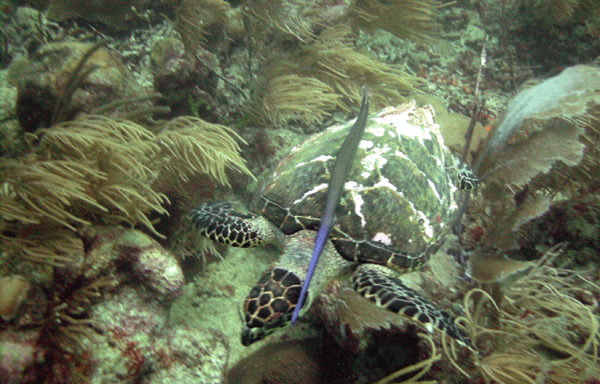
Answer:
top-left (252, 102), bottom-right (463, 273)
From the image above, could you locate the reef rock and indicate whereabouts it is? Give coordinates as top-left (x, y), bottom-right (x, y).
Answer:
top-left (12, 41), bottom-right (152, 131)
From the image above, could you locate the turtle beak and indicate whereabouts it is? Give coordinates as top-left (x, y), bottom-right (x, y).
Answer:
top-left (241, 325), bottom-right (256, 346)
top-left (241, 324), bottom-right (267, 346)
top-left (240, 309), bottom-right (293, 346)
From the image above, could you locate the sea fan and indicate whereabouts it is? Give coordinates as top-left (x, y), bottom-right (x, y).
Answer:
top-left (466, 65), bottom-right (600, 272)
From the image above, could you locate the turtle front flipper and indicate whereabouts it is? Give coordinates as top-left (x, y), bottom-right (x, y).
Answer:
top-left (352, 265), bottom-right (472, 348)
top-left (190, 202), bottom-right (285, 249)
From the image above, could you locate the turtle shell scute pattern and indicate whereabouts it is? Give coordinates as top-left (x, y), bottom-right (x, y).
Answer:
top-left (244, 267), bottom-right (303, 329)
top-left (254, 102), bottom-right (463, 272)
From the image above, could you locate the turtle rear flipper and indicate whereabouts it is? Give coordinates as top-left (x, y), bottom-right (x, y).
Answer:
top-left (352, 265), bottom-right (472, 348)
top-left (190, 202), bottom-right (285, 249)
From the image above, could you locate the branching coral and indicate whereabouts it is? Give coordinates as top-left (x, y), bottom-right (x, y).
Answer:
top-left (0, 112), bottom-right (242, 379)
top-left (242, 0), bottom-right (434, 126)
top-left (155, 116), bottom-right (253, 187)
top-left (451, 250), bottom-right (600, 384)
top-left (0, 158), bottom-right (108, 230)
top-left (36, 274), bottom-right (118, 382)
top-left (246, 74), bottom-right (343, 125)
top-left (247, 25), bottom-right (420, 125)
top-left (244, 0), bottom-right (320, 42)
top-left (29, 116), bottom-right (168, 236)
top-left (297, 25), bottom-right (420, 109)
top-left (244, 0), bottom-right (444, 43)
top-left (0, 113), bottom-right (253, 266)
top-left (1, 228), bottom-right (85, 266)
top-left (352, 0), bottom-right (443, 42)
top-left (175, 0), bottom-right (231, 53)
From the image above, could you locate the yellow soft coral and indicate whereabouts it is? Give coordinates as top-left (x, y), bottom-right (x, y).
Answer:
top-left (0, 114), bottom-right (253, 265)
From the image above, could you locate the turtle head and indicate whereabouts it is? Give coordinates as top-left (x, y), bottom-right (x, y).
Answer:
top-left (241, 267), bottom-right (304, 346)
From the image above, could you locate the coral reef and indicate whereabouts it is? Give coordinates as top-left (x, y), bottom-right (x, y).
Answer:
top-left (455, 61), bottom-right (600, 383)
top-left (475, 65), bottom-right (598, 175)
top-left (0, 329), bottom-right (43, 383)
top-left (145, 326), bottom-right (230, 383)
top-left (1, 113), bottom-right (252, 247)
top-left (464, 64), bottom-right (600, 283)
top-left (152, 41), bottom-right (219, 119)
top-left (0, 268), bottom-right (115, 382)
top-left (352, 0), bottom-right (443, 42)
top-left (240, 0), bottom-right (446, 127)
top-left (246, 73), bottom-right (342, 126)
top-left (80, 228), bottom-right (228, 384)
top-left (2, 0), bottom-right (600, 382)
top-left (0, 275), bottom-right (30, 321)
top-left (454, 247), bottom-right (600, 383)
top-left (529, 0), bottom-right (600, 25)
top-left (244, 0), bottom-right (443, 43)
top-left (174, 0), bottom-right (231, 53)
top-left (484, 0), bottom-right (600, 76)
top-left (294, 25), bottom-right (420, 109)
top-left (1, 75), bottom-right (251, 382)
top-left (247, 25), bottom-right (420, 126)
top-left (0, 226), bottom-right (190, 383)
top-left (44, 0), bottom-right (151, 31)
top-left (12, 41), bottom-right (153, 131)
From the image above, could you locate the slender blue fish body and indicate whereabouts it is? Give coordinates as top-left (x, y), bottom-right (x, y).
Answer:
top-left (291, 89), bottom-right (369, 324)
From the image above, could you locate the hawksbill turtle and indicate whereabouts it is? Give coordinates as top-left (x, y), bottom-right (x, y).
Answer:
top-left (190, 100), bottom-right (477, 347)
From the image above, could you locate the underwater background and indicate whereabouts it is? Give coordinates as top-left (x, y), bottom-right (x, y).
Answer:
top-left (1, 0), bottom-right (600, 383)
